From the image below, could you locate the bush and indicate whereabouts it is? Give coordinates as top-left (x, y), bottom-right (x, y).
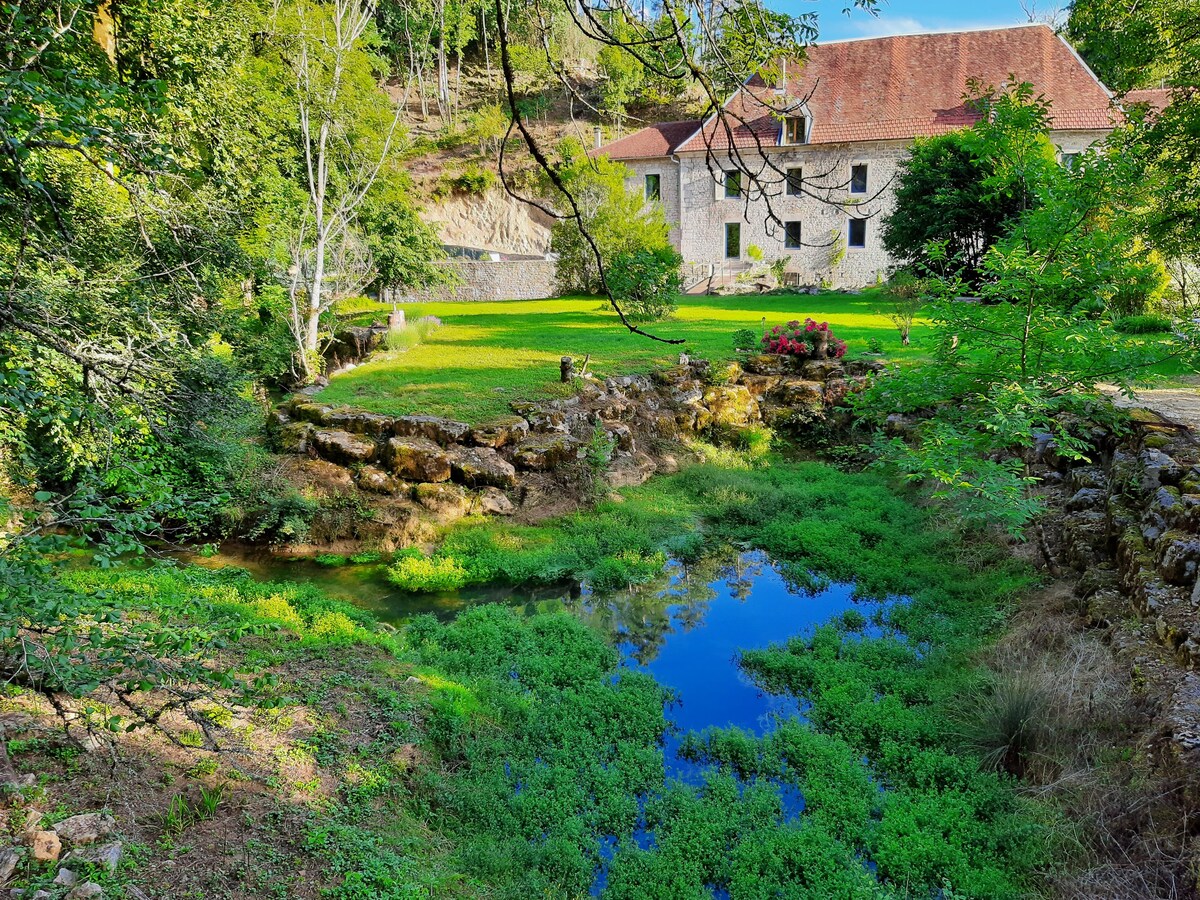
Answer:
top-left (386, 554), bottom-right (469, 592)
top-left (441, 165), bottom-right (495, 196)
top-left (1114, 313), bottom-right (1173, 334)
top-left (732, 328), bottom-right (758, 351)
top-left (605, 246), bottom-right (683, 322)
top-left (762, 319), bottom-right (847, 358)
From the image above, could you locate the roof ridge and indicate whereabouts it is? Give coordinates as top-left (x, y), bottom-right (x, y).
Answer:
top-left (809, 21), bottom-right (1051, 48)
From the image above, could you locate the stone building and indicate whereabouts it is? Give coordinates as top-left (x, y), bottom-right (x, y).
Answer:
top-left (597, 23), bottom-right (1126, 289)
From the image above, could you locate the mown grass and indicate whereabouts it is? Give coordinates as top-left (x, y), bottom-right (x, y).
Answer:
top-left (318, 291), bottom-right (929, 421)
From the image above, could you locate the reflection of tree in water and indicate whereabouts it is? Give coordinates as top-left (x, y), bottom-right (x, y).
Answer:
top-left (575, 552), bottom-right (748, 666)
top-left (717, 552), bottom-right (767, 603)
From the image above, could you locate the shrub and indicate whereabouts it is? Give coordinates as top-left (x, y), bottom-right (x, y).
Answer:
top-left (762, 319), bottom-right (847, 358)
top-left (1114, 313), bottom-right (1173, 334)
top-left (732, 328), bottom-right (758, 352)
top-left (605, 246), bottom-right (683, 322)
top-left (314, 554), bottom-right (348, 567)
top-left (386, 554), bottom-right (469, 592)
top-left (958, 674), bottom-right (1052, 778)
top-left (443, 165), bottom-right (495, 196)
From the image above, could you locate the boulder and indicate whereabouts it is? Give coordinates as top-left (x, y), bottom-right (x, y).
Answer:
top-left (702, 384), bottom-right (759, 429)
top-left (447, 446), bottom-right (518, 489)
top-left (52, 814), bottom-right (115, 847)
top-left (801, 359), bottom-right (845, 381)
top-left (470, 416), bottom-right (530, 449)
top-left (0, 848), bottom-right (18, 886)
top-left (603, 422), bottom-right (635, 454)
top-left (475, 487), bottom-right (515, 516)
top-left (65, 883), bottom-right (104, 900)
top-left (742, 354), bottom-right (789, 376)
top-left (740, 374), bottom-right (781, 399)
top-left (392, 416), bottom-right (471, 446)
top-left (64, 842), bottom-right (121, 874)
top-left (1158, 531), bottom-right (1200, 585)
top-left (385, 437), bottom-right (451, 483)
top-left (772, 378), bottom-right (824, 412)
top-left (275, 421), bottom-right (315, 454)
top-left (29, 830), bottom-right (60, 863)
top-left (288, 401), bottom-right (334, 426)
top-left (321, 409), bottom-right (394, 437)
top-left (1141, 448), bottom-right (1184, 492)
top-left (513, 434), bottom-right (584, 471)
top-left (355, 466), bottom-right (408, 496)
top-left (844, 358), bottom-right (886, 376)
top-left (414, 483), bottom-right (471, 520)
top-left (1065, 488), bottom-right (1106, 512)
top-left (311, 430), bottom-right (377, 465)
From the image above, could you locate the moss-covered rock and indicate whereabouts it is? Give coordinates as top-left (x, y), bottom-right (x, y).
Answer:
top-left (447, 446), bottom-right (518, 489)
top-left (312, 429), bottom-right (377, 465)
top-left (385, 436), bottom-right (451, 483)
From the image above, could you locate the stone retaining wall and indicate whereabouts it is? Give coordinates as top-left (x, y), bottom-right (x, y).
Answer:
top-left (388, 259), bottom-right (558, 303)
top-left (268, 353), bottom-right (883, 548)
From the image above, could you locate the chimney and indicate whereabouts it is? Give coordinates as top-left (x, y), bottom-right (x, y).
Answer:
top-left (593, 126), bottom-right (603, 149)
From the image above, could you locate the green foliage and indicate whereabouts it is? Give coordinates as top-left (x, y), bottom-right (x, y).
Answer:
top-left (732, 328), bottom-right (759, 351)
top-left (551, 145), bottom-right (675, 296)
top-left (605, 246), bottom-right (683, 322)
top-left (1115, 313), bottom-right (1174, 334)
top-left (386, 553), bottom-right (470, 592)
top-left (861, 82), bottom-right (1198, 532)
top-left (439, 164), bottom-right (497, 196)
top-left (384, 315), bottom-right (443, 352)
top-left (882, 130), bottom-right (1030, 284)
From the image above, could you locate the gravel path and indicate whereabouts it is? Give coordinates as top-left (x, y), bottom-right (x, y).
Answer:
top-left (1097, 378), bottom-right (1200, 433)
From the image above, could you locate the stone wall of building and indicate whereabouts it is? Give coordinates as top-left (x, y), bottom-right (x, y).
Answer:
top-left (393, 259), bottom-right (558, 303)
top-left (640, 129), bottom-right (1111, 288)
top-left (622, 158), bottom-right (683, 249)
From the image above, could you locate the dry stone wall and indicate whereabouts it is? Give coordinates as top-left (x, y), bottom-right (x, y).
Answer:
top-left (397, 259), bottom-right (558, 302)
top-left (269, 354), bottom-right (884, 548)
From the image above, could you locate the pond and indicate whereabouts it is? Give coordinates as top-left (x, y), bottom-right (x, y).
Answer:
top-left (182, 545), bottom-right (888, 895)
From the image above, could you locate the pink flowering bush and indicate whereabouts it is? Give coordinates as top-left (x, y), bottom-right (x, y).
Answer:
top-left (761, 319), bottom-right (848, 359)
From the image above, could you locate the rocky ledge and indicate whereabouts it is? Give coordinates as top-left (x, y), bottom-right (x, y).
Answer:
top-left (266, 354), bottom-right (884, 548)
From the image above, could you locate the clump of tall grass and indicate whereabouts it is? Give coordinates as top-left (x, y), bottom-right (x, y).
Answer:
top-left (385, 315), bottom-right (442, 352)
top-left (959, 673), bottom-right (1053, 778)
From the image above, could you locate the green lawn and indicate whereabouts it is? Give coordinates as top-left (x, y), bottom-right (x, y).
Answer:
top-left (317, 290), bottom-right (930, 422)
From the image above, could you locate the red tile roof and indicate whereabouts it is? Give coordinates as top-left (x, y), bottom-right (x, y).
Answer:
top-left (603, 24), bottom-right (1115, 159)
top-left (1123, 88), bottom-right (1174, 114)
top-left (595, 120), bottom-right (701, 160)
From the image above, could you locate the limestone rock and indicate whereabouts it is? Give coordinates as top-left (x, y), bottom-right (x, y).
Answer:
top-left (844, 358), bottom-right (886, 376)
top-left (470, 416), bottom-right (530, 449)
top-left (54, 869), bottom-right (77, 887)
top-left (603, 422), bottom-right (635, 453)
top-left (65, 883), bottom-right (103, 900)
top-left (771, 378), bottom-right (824, 413)
top-left (702, 384), bottom-right (759, 429)
top-left (447, 446), bottom-right (518, 489)
top-left (392, 415), bottom-right (470, 446)
top-left (1157, 531), bottom-right (1200, 585)
top-left (1141, 448), bottom-right (1184, 492)
top-left (742, 354), bottom-right (789, 376)
top-left (65, 841), bottom-right (121, 873)
top-left (311, 430), bottom-right (376, 465)
top-left (513, 434), bottom-right (584, 471)
top-left (28, 831), bottom-right (60, 863)
top-left (1065, 488), bottom-right (1106, 512)
top-left (385, 437), bottom-right (451, 483)
top-left (52, 813), bottom-right (115, 847)
top-left (740, 374), bottom-right (780, 399)
top-left (288, 400), bottom-right (333, 426)
top-left (801, 359), bottom-right (844, 381)
top-left (275, 421), bottom-right (315, 454)
top-left (356, 466), bottom-right (408, 496)
top-left (0, 848), bottom-right (18, 886)
top-left (475, 487), bottom-right (515, 516)
top-left (321, 409), bottom-right (394, 437)
top-left (414, 483), bottom-right (471, 520)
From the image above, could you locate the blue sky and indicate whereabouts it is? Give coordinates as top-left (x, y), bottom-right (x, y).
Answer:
top-left (772, 0), bottom-right (1065, 42)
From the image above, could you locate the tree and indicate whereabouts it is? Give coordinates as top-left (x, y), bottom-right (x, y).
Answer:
top-left (549, 147), bottom-right (677, 298)
top-left (607, 246), bottom-right (684, 322)
top-left (881, 132), bottom-right (1024, 285)
top-left (278, 0), bottom-right (405, 381)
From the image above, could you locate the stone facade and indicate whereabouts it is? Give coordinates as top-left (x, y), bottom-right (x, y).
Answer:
top-left (397, 259), bottom-right (557, 303)
top-left (623, 130), bottom-right (1110, 288)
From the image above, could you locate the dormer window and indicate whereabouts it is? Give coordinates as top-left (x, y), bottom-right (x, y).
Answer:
top-left (783, 116), bottom-right (807, 145)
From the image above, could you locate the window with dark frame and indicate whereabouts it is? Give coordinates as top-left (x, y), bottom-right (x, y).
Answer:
top-left (644, 173), bottom-right (661, 201)
top-left (723, 170), bottom-right (741, 198)
top-left (784, 116), bottom-right (807, 144)
top-left (786, 167), bottom-right (803, 196)
top-left (725, 222), bottom-right (741, 259)
top-left (850, 164), bottom-right (868, 193)
top-left (784, 221), bottom-right (802, 249)
top-left (848, 218), bottom-right (866, 248)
